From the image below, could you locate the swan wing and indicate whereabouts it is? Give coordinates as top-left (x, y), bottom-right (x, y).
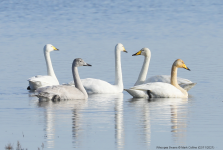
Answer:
top-left (126, 82), bottom-right (184, 98)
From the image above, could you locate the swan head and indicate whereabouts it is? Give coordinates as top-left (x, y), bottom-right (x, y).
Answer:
top-left (174, 59), bottom-right (190, 71)
top-left (44, 44), bottom-right (59, 52)
top-left (132, 48), bottom-right (151, 57)
top-left (115, 43), bottom-right (127, 53)
top-left (73, 58), bottom-right (92, 67)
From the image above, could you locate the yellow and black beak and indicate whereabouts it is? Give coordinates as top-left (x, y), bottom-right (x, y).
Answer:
top-left (182, 64), bottom-right (190, 71)
top-left (52, 46), bottom-right (59, 51)
top-left (123, 47), bottom-right (128, 53)
top-left (132, 50), bottom-right (142, 56)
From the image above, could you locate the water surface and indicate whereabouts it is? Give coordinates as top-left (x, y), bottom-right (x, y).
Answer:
top-left (0, 0), bottom-right (223, 149)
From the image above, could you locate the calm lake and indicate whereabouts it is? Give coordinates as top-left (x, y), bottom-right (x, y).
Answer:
top-left (0, 0), bottom-right (223, 149)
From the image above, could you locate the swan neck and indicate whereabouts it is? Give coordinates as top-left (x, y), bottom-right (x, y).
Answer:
top-left (44, 51), bottom-right (57, 79)
top-left (134, 56), bottom-right (150, 86)
top-left (171, 65), bottom-right (188, 97)
top-left (114, 49), bottom-right (123, 88)
top-left (171, 66), bottom-right (178, 86)
top-left (72, 66), bottom-right (88, 98)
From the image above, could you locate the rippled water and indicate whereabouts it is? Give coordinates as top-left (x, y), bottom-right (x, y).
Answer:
top-left (1, 0), bottom-right (223, 149)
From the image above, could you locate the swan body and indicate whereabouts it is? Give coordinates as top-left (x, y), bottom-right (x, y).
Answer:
top-left (133, 48), bottom-right (196, 91)
top-left (27, 44), bottom-right (59, 90)
top-left (81, 78), bottom-right (123, 94)
top-left (69, 43), bottom-right (127, 94)
top-left (144, 75), bottom-right (196, 91)
top-left (125, 82), bottom-right (185, 98)
top-left (36, 58), bottom-right (91, 101)
top-left (125, 59), bottom-right (191, 98)
top-left (36, 85), bottom-right (86, 101)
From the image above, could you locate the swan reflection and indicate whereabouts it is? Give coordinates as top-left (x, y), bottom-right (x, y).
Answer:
top-left (115, 94), bottom-right (124, 149)
top-left (38, 100), bottom-right (87, 149)
top-left (167, 98), bottom-right (188, 145)
top-left (129, 97), bottom-right (188, 146)
top-left (149, 98), bottom-right (188, 141)
top-left (71, 100), bottom-right (88, 148)
top-left (129, 98), bottom-right (151, 147)
top-left (88, 93), bottom-right (124, 149)
top-left (38, 101), bottom-right (55, 148)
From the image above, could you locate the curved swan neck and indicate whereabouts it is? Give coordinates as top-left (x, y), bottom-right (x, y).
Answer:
top-left (114, 48), bottom-right (123, 88)
top-left (44, 51), bottom-right (57, 79)
top-left (171, 65), bottom-right (187, 96)
top-left (134, 56), bottom-right (150, 86)
top-left (72, 66), bottom-right (88, 98)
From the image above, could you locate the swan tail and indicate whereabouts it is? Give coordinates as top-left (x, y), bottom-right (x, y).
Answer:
top-left (179, 83), bottom-right (197, 91)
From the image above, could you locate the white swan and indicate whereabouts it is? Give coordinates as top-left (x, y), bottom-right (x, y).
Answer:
top-left (125, 59), bottom-right (191, 98)
top-left (132, 48), bottom-right (196, 91)
top-left (70, 43), bottom-right (127, 94)
top-left (27, 44), bottom-right (59, 90)
top-left (35, 58), bottom-right (91, 101)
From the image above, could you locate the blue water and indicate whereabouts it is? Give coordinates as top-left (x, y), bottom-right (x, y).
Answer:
top-left (0, 0), bottom-right (223, 149)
